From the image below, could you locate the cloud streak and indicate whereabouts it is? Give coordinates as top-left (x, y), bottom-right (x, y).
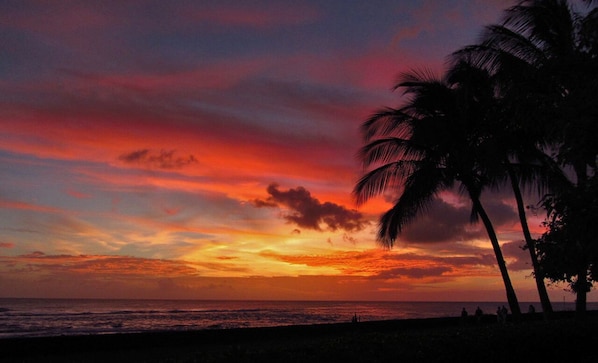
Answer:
top-left (119, 149), bottom-right (198, 169)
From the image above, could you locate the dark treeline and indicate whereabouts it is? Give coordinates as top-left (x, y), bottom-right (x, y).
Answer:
top-left (354, 0), bottom-right (598, 319)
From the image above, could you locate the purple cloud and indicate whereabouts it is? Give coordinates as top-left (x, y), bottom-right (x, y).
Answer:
top-left (119, 149), bottom-right (197, 169)
top-left (399, 197), bottom-right (517, 244)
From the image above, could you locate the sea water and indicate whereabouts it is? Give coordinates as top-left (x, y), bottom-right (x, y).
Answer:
top-left (0, 298), bottom-right (594, 338)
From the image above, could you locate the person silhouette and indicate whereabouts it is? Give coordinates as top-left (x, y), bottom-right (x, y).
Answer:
top-left (475, 306), bottom-right (483, 323)
top-left (500, 305), bottom-right (508, 323)
top-left (528, 304), bottom-right (536, 314)
top-left (461, 307), bottom-right (468, 323)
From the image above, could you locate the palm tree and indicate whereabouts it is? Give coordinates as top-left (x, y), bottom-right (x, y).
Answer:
top-left (451, 47), bottom-right (557, 316)
top-left (354, 67), bottom-right (522, 318)
top-left (455, 0), bottom-right (598, 314)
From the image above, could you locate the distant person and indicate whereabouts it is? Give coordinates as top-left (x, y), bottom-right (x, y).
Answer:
top-left (500, 305), bottom-right (508, 324)
top-left (528, 304), bottom-right (536, 314)
top-left (496, 306), bottom-right (505, 324)
top-left (459, 307), bottom-right (468, 325)
top-left (475, 306), bottom-right (483, 323)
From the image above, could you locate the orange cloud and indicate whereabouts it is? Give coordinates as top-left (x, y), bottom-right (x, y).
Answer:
top-left (3, 252), bottom-right (198, 277)
top-left (0, 198), bottom-right (64, 214)
top-left (260, 249), bottom-right (500, 280)
top-left (0, 251), bottom-right (507, 301)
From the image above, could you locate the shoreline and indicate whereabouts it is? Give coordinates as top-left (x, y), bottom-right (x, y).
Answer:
top-left (2, 311), bottom-right (597, 362)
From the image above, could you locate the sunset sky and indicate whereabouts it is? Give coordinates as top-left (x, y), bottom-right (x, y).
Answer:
top-left (1, 0), bottom-right (594, 303)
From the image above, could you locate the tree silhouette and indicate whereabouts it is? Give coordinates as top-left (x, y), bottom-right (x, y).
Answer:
top-left (536, 176), bottom-right (598, 317)
top-left (354, 66), bottom-right (522, 318)
top-left (455, 0), bottom-right (598, 313)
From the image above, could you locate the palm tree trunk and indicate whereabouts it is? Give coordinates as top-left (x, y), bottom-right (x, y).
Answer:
top-left (507, 167), bottom-right (553, 318)
top-left (573, 166), bottom-right (589, 317)
top-left (575, 264), bottom-right (588, 319)
top-left (471, 194), bottom-right (522, 320)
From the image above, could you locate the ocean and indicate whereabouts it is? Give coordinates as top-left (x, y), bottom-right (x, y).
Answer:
top-left (0, 298), bottom-right (594, 339)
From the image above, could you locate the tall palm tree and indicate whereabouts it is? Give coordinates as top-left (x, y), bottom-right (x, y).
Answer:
top-left (354, 67), bottom-right (522, 318)
top-left (452, 47), bottom-right (557, 316)
top-left (455, 0), bottom-right (598, 314)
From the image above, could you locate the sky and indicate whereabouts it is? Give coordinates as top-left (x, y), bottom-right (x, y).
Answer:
top-left (1, 0), bottom-right (595, 303)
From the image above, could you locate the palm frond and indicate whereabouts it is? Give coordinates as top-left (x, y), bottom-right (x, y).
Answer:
top-left (353, 161), bottom-right (418, 206)
top-left (358, 137), bottom-right (426, 167)
top-left (483, 25), bottom-right (546, 66)
top-left (509, 150), bottom-right (572, 196)
top-left (394, 68), bottom-right (441, 90)
top-left (377, 165), bottom-right (446, 247)
top-left (503, 0), bottom-right (575, 55)
top-left (361, 108), bottom-right (413, 142)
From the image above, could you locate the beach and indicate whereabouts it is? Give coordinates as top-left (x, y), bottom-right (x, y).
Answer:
top-left (2, 311), bottom-right (596, 362)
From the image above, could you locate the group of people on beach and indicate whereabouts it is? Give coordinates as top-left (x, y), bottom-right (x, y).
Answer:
top-left (496, 305), bottom-right (508, 324)
top-left (461, 305), bottom-right (511, 324)
top-left (462, 304), bottom-right (537, 324)
top-left (461, 306), bottom-right (485, 323)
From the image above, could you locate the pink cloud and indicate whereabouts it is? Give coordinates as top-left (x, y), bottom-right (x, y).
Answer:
top-left (0, 198), bottom-right (64, 214)
top-left (63, 57), bottom-right (273, 93)
top-left (66, 189), bottom-right (92, 199)
top-left (0, 91), bottom-right (362, 205)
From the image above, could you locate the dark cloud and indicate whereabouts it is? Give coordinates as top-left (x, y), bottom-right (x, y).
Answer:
top-left (501, 240), bottom-right (532, 271)
top-left (119, 149), bottom-right (197, 169)
top-left (481, 197), bottom-right (520, 227)
top-left (253, 183), bottom-right (368, 233)
top-left (400, 198), bottom-right (482, 243)
top-left (400, 197), bottom-right (517, 244)
top-left (342, 233), bottom-right (357, 245)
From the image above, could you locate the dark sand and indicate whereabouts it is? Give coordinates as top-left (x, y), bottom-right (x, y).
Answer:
top-left (2, 311), bottom-right (597, 362)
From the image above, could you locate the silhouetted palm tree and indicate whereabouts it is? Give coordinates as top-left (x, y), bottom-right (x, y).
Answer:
top-left (456, 0), bottom-right (598, 314)
top-left (452, 30), bottom-right (557, 318)
top-left (354, 67), bottom-right (522, 318)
